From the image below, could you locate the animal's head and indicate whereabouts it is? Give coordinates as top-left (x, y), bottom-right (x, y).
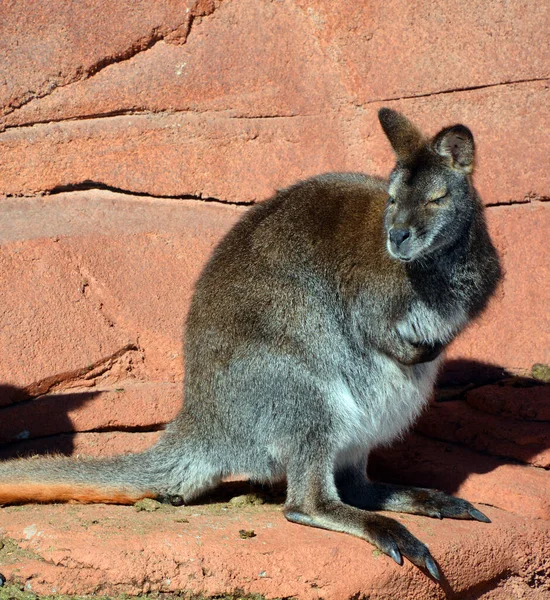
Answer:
top-left (378, 108), bottom-right (478, 263)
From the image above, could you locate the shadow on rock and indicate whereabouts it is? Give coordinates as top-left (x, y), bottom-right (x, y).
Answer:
top-left (370, 359), bottom-right (550, 518)
top-left (0, 384), bottom-right (100, 459)
top-left (1, 358), bottom-right (548, 518)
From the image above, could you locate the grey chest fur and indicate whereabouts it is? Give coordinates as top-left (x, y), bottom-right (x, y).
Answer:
top-left (397, 298), bottom-right (469, 346)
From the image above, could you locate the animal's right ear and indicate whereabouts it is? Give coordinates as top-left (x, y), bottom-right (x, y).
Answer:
top-left (378, 108), bottom-right (425, 162)
top-left (432, 125), bottom-right (475, 173)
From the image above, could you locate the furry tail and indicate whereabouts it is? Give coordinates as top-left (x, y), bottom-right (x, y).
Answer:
top-left (0, 482), bottom-right (156, 505)
top-left (0, 451), bottom-right (160, 506)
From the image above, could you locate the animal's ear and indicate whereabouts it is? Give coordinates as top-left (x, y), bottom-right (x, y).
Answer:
top-left (378, 108), bottom-right (425, 162)
top-left (432, 125), bottom-right (475, 173)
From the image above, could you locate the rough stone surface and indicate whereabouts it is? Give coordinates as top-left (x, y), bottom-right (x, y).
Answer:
top-left (0, 383), bottom-right (178, 445)
top-left (0, 239), bottom-right (138, 396)
top-left (0, 431), bottom-right (162, 461)
top-left (465, 383), bottom-right (550, 421)
top-left (0, 0), bottom-right (548, 204)
top-left (3, 0), bottom-right (548, 129)
top-left (0, 0), bottom-right (216, 116)
top-left (0, 496), bottom-right (549, 600)
top-left (0, 1), bottom-right (549, 598)
top-left (0, 191), bottom-right (244, 395)
top-left (1, 2), bottom-right (338, 127)
top-left (0, 113), bottom-right (350, 202)
top-left (415, 399), bottom-right (550, 469)
top-left (1, 83), bottom-right (548, 205)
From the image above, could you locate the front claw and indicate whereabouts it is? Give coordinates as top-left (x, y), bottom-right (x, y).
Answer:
top-left (386, 544), bottom-right (403, 566)
top-left (375, 519), bottom-right (441, 583)
top-left (468, 507), bottom-right (491, 523)
top-left (424, 555), bottom-right (441, 581)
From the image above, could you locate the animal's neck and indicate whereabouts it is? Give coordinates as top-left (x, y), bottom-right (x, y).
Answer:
top-left (408, 210), bottom-right (478, 296)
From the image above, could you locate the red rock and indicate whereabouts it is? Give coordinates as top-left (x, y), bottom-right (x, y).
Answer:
top-left (0, 500), bottom-right (548, 599)
top-left (0, 191), bottom-right (244, 393)
top-left (414, 400), bottom-right (550, 469)
top-left (0, 239), bottom-right (137, 396)
top-left (1, 190), bottom-right (245, 243)
top-left (0, 112), bottom-right (348, 201)
top-left (0, 431), bottom-right (161, 461)
top-left (2, 1), bottom-right (338, 128)
top-left (465, 384), bottom-right (550, 421)
top-left (1, 82), bottom-right (548, 207)
top-left (2, 84), bottom-right (548, 206)
top-left (478, 579), bottom-right (550, 600)
top-left (1, 0), bottom-right (548, 207)
top-left (0, 383), bottom-right (179, 444)
top-left (4, 0), bottom-right (547, 126)
top-left (0, 0), bottom-right (213, 116)
top-left (293, 0), bottom-right (549, 103)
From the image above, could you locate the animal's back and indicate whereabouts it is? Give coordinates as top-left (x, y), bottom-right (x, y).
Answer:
top-left (184, 171), bottom-right (395, 376)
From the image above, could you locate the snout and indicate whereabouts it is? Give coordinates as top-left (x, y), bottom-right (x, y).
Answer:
top-left (388, 227), bottom-right (413, 261)
top-left (389, 228), bottom-right (410, 248)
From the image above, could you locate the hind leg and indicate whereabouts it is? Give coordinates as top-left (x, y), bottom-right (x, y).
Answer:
top-left (336, 461), bottom-right (490, 522)
top-left (283, 448), bottom-right (440, 579)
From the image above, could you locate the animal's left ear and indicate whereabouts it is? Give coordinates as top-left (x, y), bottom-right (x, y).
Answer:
top-left (378, 108), bottom-right (425, 162)
top-left (432, 125), bottom-right (475, 173)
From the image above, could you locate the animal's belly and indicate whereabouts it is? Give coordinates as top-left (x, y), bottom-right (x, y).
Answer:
top-left (332, 353), bottom-right (442, 467)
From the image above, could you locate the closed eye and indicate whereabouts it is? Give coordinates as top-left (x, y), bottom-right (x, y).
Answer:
top-left (428, 193), bottom-right (448, 205)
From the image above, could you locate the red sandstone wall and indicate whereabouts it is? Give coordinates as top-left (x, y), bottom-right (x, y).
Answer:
top-left (0, 0), bottom-right (548, 451)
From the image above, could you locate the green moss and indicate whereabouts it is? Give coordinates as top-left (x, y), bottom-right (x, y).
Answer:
top-left (133, 498), bottom-right (162, 512)
top-left (0, 538), bottom-right (44, 565)
top-left (0, 583), bottom-right (40, 600)
top-left (0, 585), bottom-right (277, 600)
top-left (532, 363), bottom-right (550, 383)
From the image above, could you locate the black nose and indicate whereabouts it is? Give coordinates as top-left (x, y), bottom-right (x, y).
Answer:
top-left (389, 228), bottom-right (411, 248)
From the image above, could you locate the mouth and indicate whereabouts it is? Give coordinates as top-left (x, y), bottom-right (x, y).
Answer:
top-left (387, 241), bottom-right (414, 262)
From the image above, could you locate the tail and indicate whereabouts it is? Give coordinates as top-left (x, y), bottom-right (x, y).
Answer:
top-left (0, 450), bottom-right (161, 506)
top-left (0, 434), bottom-right (223, 506)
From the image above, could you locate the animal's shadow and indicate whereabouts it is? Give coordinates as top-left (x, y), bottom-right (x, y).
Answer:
top-left (369, 358), bottom-right (549, 496)
top-left (0, 384), bottom-right (100, 459)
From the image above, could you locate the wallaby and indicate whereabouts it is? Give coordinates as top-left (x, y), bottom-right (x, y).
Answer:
top-left (0, 109), bottom-right (501, 579)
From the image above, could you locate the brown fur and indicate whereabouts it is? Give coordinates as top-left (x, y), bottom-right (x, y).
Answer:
top-left (0, 483), bottom-right (156, 506)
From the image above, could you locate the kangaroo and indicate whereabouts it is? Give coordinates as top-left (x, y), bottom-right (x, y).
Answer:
top-left (0, 109), bottom-right (501, 579)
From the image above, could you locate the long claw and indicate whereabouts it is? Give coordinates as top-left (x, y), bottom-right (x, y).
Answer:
top-left (469, 507), bottom-right (491, 523)
top-left (388, 546), bottom-right (403, 565)
top-left (425, 556), bottom-right (440, 580)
